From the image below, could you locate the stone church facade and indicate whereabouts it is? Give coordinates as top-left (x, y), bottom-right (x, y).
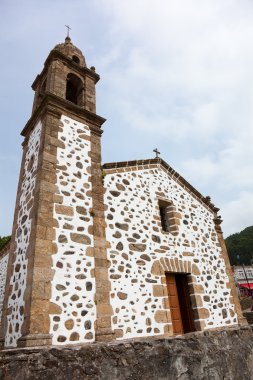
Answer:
top-left (0, 38), bottom-right (246, 348)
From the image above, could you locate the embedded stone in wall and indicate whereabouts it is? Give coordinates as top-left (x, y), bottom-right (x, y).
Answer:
top-left (129, 244), bottom-right (146, 252)
top-left (70, 233), bottom-right (91, 245)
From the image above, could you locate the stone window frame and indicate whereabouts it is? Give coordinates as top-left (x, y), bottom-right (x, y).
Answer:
top-left (157, 198), bottom-right (181, 236)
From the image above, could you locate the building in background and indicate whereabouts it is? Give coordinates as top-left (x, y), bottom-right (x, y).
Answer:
top-left (232, 266), bottom-right (253, 297)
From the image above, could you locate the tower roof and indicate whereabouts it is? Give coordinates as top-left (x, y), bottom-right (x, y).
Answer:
top-left (54, 37), bottom-right (86, 67)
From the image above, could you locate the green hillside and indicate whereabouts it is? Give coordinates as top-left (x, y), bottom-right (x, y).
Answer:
top-left (225, 226), bottom-right (253, 266)
top-left (0, 235), bottom-right (11, 251)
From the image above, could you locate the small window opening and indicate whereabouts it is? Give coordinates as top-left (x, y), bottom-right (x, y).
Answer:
top-left (66, 73), bottom-right (83, 106)
top-left (158, 199), bottom-right (180, 236)
top-left (159, 201), bottom-right (170, 232)
top-left (72, 55), bottom-right (80, 64)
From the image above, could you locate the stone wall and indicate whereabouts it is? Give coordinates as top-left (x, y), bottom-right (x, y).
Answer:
top-left (104, 164), bottom-right (238, 339)
top-left (50, 114), bottom-right (96, 345)
top-left (4, 121), bottom-right (42, 347)
top-left (0, 326), bottom-right (252, 380)
top-left (0, 252), bottom-right (9, 320)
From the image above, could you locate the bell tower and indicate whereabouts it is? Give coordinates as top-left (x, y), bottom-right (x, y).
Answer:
top-left (31, 36), bottom-right (97, 113)
top-left (1, 37), bottom-right (113, 347)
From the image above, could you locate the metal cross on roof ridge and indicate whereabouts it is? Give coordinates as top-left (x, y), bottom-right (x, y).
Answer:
top-left (153, 148), bottom-right (161, 158)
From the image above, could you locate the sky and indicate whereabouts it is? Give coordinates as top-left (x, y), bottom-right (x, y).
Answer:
top-left (0, 0), bottom-right (253, 237)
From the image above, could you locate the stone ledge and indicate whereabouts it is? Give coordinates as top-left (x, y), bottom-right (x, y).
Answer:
top-left (0, 326), bottom-right (253, 379)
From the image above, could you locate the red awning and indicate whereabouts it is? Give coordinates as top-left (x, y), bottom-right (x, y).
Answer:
top-left (239, 283), bottom-right (253, 289)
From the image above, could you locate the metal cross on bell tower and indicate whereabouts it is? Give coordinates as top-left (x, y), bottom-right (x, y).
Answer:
top-left (65, 25), bottom-right (71, 38)
top-left (153, 148), bottom-right (161, 158)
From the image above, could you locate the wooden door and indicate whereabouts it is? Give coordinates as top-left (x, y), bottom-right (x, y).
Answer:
top-left (166, 273), bottom-right (196, 335)
top-left (166, 273), bottom-right (184, 334)
top-left (176, 275), bottom-right (196, 333)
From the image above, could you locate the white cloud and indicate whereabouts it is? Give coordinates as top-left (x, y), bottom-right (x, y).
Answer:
top-left (97, 0), bottom-right (253, 237)
top-left (181, 129), bottom-right (253, 192)
top-left (99, 0), bottom-right (253, 146)
top-left (221, 192), bottom-right (253, 236)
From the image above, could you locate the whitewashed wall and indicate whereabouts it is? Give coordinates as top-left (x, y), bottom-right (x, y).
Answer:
top-left (50, 115), bottom-right (96, 345)
top-left (104, 166), bottom-right (238, 339)
top-left (0, 253), bottom-right (9, 319)
top-left (5, 121), bottom-right (42, 347)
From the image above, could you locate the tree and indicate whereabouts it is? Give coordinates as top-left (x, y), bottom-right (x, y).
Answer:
top-left (0, 235), bottom-right (11, 251)
top-left (225, 226), bottom-right (253, 265)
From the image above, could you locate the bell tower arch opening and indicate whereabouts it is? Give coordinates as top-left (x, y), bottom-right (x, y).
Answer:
top-left (72, 55), bottom-right (80, 64)
top-left (66, 73), bottom-right (83, 106)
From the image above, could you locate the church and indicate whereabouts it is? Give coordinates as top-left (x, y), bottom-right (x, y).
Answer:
top-left (0, 37), bottom-right (246, 348)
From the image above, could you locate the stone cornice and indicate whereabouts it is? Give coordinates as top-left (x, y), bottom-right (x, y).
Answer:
top-left (32, 50), bottom-right (100, 90)
top-left (103, 158), bottom-right (219, 214)
top-left (21, 93), bottom-right (106, 137)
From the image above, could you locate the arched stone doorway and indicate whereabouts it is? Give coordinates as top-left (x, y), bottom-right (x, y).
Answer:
top-left (151, 257), bottom-right (208, 335)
